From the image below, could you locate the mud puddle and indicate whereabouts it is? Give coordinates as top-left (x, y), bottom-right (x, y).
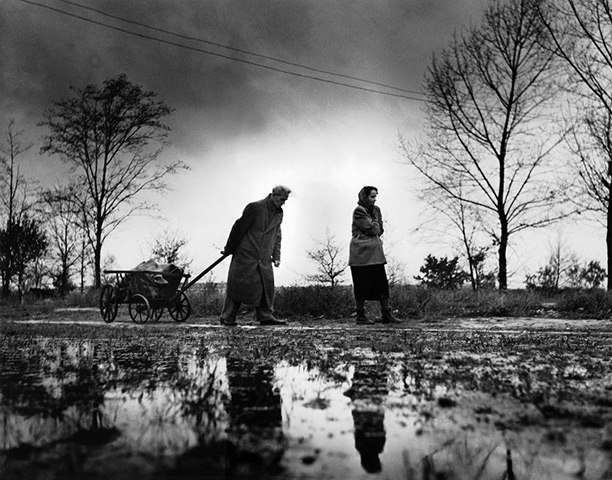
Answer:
top-left (1, 320), bottom-right (612, 479)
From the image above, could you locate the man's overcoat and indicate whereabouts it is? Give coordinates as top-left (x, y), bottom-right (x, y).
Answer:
top-left (223, 195), bottom-right (283, 306)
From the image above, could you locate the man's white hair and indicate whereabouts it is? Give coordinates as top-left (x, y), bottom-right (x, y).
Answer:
top-left (272, 185), bottom-right (292, 196)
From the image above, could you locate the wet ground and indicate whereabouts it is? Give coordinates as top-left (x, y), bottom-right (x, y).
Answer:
top-left (1, 310), bottom-right (612, 479)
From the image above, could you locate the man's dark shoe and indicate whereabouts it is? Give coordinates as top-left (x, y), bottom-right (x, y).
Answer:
top-left (220, 317), bottom-right (237, 326)
top-left (356, 317), bottom-right (374, 325)
top-left (259, 317), bottom-right (287, 326)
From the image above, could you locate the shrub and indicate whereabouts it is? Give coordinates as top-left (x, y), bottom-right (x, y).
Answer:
top-left (554, 289), bottom-right (612, 318)
top-left (388, 286), bottom-right (546, 319)
top-left (187, 282), bottom-right (225, 316)
top-left (63, 288), bottom-right (99, 308)
top-left (274, 285), bottom-right (354, 318)
top-left (6, 281), bottom-right (612, 321)
top-left (414, 255), bottom-right (468, 290)
top-left (526, 259), bottom-right (607, 292)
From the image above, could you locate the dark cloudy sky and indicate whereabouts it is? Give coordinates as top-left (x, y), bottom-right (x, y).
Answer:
top-left (4, 0), bottom-right (593, 286)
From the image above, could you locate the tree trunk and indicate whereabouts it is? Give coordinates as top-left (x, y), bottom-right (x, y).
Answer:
top-left (466, 252), bottom-right (477, 292)
top-left (607, 185), bottom-right (612, 291)
top-left (498, 219), bottom-right (509, 291)
top-left (80, 237), bottom-right (86, 294)
top-left (59, 264), bottom-right (68, 296)
top-left (93, 219), bottom-right (103, 289)
top-left (94, 242), bottom-right (102, 289)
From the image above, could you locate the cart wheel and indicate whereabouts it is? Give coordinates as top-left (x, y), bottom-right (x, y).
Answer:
top-left (99, 284), bottom-right (118, 323)
top-left (129, 294), bottom-right (150, 324)
top-left (168, 292), bottom-right (191, 322)
top-left (151, 308), bottom-right (164, 321)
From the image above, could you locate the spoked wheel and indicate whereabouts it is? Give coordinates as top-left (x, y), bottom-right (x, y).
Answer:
top-left (168, 292), bottom-right (191, 323)
top-left (151, 308), bottom-right (164, 322)
top-left (129, 294), bottom-right (150, 324)
top-left (99, 284), bottom-right (119, 323)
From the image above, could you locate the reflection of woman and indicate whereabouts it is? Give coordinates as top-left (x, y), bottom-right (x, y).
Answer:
top-left (352, 409), bottom-right (386, 473)
top-left (349, 186), bottom-right (401, 324)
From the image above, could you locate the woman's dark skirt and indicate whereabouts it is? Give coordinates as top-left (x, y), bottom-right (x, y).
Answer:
top-left (350, 264), bottom-right (389, 300)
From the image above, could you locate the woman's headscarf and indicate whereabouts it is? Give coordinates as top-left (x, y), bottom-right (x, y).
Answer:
top-left (358, 186), bottom-right (378, 214)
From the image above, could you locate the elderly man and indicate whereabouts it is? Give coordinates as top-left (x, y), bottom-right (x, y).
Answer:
top-left (220, 185), bottom-right (291, 326)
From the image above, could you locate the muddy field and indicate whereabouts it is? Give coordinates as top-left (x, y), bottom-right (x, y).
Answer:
top-left (1, 311), bottom-right (612, 480)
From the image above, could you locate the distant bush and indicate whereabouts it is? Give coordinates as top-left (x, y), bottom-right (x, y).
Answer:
top-left (187, 282), bottom-right (225, 316)
top-left (526, 259), bottom-right (607, 292)
top-left (387, 286), bottom-right (544, 319)
top-left (554, 288), bottom-right (612, 318)
top-left (414, 255), bottom-right (468, 290)
top-left (5, 282), bottom-right (612, 321)
top-left (274, 285), bottom-right (552, 320)
top-left (274, 285), bottom-right (354, 318)
top-left (63, 288), bottom-right (99, 308)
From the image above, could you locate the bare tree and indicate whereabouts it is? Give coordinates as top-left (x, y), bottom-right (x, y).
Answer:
top-left (415, 181), bottom-right (495, 290)
top-left (523, 233), bottom-right (600, 290)
top-left (385, 256), bottom-right (407, 287)
top-left (0, 121), bottom-right (36, 297)
top-left (148, 227), bottom-right (192, 272)
top-left (401, 0), bottom-right (567, 290)
top-left (39, 184), bottom-right (83, 295)
top-left (538, 0), bottom-right (612, 289)
top-left (40, 74), bottom-right (188, 288)
top-left (305, 228), bottom-right (347, 290)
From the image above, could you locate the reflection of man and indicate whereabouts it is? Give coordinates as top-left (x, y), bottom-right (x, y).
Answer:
top-left (224, 356), bottom-right (284, 476)
top-left (344, 361), bottom-right (388, 473)
top-left (163, 356), bottom-right (285, 478)
top-left (220, 185), bottom-right (291, 327)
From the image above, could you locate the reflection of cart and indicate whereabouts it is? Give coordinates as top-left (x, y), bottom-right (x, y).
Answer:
top-left (99, 255), bottom-right (227, 324)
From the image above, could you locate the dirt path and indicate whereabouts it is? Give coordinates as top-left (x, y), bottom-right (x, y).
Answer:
top-left (21, 307), bottom-right (612, 336)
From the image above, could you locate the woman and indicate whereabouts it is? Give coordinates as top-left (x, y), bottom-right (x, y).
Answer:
top-left (349, 186), bottom-right (401, 325)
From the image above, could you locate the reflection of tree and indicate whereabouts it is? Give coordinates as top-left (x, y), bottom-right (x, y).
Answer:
top-left (0, 334), bottom-right (233, 453)
top-left (344, 360), bottom-right (388, 474)
top-left (0, 340), bottom-right (104, 414)
top-left (0, 339), bottom-right (118, 454)
top-left (174, 357), bottom-right (225, 442)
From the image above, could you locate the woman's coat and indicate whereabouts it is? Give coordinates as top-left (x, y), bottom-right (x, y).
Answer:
top-left (349, 205), bottom-right (387, 266)
top-left (223, 195), bottom-right (283, 306)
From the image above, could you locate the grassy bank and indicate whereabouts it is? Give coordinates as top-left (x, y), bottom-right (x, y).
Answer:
top-left (3, 284), bottom-right (612, 321)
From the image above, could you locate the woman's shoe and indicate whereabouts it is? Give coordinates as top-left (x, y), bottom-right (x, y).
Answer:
top-left (381, 308), bottom-right (401, 324)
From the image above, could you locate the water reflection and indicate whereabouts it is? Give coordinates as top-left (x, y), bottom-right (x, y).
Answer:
top-left (170, 355), bottom-right (285, 479)
top-left (226, 356), bottom-right (284, 473)
top-left (1, 333), bottom-right (611, 479)
top-left (344, 361), bottom-right (388, 474)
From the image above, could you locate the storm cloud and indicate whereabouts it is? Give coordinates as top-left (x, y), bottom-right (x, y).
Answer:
top-left (2, 0), bottom-right (502, 285)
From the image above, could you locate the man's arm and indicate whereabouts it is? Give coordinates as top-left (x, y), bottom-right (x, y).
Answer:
top-left (223, 203), bottom-right (256, 254)
top-left (272, 227), bottom-right (282, 267)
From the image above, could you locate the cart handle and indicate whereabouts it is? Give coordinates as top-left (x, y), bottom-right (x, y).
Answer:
top-left (180, 254), bottom-right (229, 293)
top-left (103, 269), bottom-right (187, 277)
